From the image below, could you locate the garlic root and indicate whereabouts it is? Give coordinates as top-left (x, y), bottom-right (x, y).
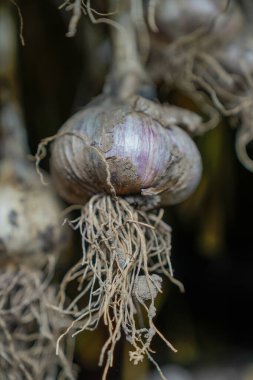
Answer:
top-left (57, 194), bottom-right (183, 380)
top-left (0, 262), bottom-right (76, 380)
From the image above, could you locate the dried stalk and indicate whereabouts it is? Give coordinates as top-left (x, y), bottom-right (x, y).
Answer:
top-left (105, 6), bottom-right (152, 100)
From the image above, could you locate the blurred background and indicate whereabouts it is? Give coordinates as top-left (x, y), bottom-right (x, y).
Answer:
top-left (5, 0), bottom-right (253, 379)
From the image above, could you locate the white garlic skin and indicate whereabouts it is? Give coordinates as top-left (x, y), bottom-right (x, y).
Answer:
top-left (51, 97), bottom-right (202, 206)
top-left (155, 0), bottom-right (242, 44)
top-left (0, 160), bottom-right (67, 267)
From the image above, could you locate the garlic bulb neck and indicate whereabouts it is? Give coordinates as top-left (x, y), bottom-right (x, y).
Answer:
top-left (105, 11), bottom-right (153, 100)
top-left (0, 93), bottom-right (29, 160)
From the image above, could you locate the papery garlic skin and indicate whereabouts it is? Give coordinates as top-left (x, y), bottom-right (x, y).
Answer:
top-left (51, 97), bottom-right (202, 206)
top-left (0, 160), bottom-right (67, 267)
top-left (154, 125), bottom-right (202, 205)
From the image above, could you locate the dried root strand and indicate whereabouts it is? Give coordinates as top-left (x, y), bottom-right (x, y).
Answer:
top-left (191, 55), bottom-right (253, 116)
top-left (8, 0), bottom-right (25, 46)
top-left (235, 107), bottom-right (253, 172)
top-left (57, 194), bottom-right (183, 380)
top-left (189, 53), bottom-right (253, 170)
top-left (149, 25), bottom-right (253, 125)
top-left (59, 0), bottom-right (119, 37)
top-left (146, 0), bottom-right (159, 33)
top-left (0, 262), bottom-right (76, 380)
top-left (173, 49), bottom-right (253, 117)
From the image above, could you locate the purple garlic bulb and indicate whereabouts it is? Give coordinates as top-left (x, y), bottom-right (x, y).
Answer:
top-left (50, 96), bottom-right (202, 206)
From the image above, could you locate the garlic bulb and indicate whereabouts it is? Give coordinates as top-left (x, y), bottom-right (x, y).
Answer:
top-left (154, 0), bottom-right (242, 44)
top-left (51, 96), bottom-right (202, 205)
top-left (0, 26), bottom-right (67, 266)
top-left (214, 29), bottom-right (253, 77)
top-left (0, 159), bottom-right (67, 268)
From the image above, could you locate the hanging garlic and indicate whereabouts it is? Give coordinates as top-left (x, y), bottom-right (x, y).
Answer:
top-left (41, 8), bottom-right (203, 380)
top-left (0, 98), bottom-right (66, 267)
top-left (0, 6), bottom-right (76, 379)
top-left (0, 161), bottom-right (68, 268)
top-left (153, 0), bottom-right (243, 45)
top-left (50, 95), bottom-right (202, 206)
top-left (0, 3), bottom-right (67, 268)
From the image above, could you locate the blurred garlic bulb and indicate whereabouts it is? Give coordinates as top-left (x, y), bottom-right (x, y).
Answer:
top-left (0, 8), bottom-right (68, 267)
top-left (0, 159), bottom-right (67, 268)
top-left (153, 0), bottom-right (242, 44)
top-left (0, 5), bottom-right (75, 379)
top-left (0, 80), bottom-right (67, 268)
top-left (214, 28), bottom-right (253, 77)
top-left (51, 96), bottom-right (202, 206)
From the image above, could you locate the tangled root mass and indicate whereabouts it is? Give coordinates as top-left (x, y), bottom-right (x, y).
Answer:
top-left (58, 195), bottom-right (183, 380)
top-left (0, 263), bottom-right (76, 380)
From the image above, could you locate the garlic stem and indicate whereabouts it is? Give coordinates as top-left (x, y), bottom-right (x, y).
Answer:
top-left (0, 2), bottom-right (28, 160)
top-left (105, 2), bottom-right (152, 99)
